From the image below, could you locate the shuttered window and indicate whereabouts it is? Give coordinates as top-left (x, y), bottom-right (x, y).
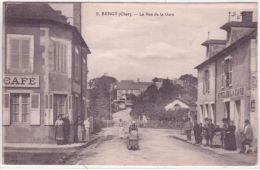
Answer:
top-left (223, 57), bottom-right (233, 87)
top-left (3, 93), bottom-right (10, 125)
top-left (30, 93), bottom-right (40, 125)
top-left (53, 40), bottom-right (68, 73)
top-left (10, 94), bottom-right (30, 123)
top-left (7, 34), bottom-right (33, 73)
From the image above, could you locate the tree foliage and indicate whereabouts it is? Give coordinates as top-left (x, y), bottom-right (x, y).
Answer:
top-left (130, 75), bottom-right (197, 122)
top-left (88, 75), bottom-right (117, 119)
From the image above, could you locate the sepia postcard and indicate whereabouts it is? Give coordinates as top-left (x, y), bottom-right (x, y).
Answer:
top-left (1, 0), bottom-right (259, 168)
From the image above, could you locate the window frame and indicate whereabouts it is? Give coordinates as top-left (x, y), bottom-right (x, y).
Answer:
top-left (6, 34), bottom-right (34, 73)
top-left (10, 93), bottom-right (30, 124)
top-left (223, 56), bottom-right (233, 88)
top-left (51, 37), bottom-right (71, 74)
top-left (203, 69), bottom-right (210, 94)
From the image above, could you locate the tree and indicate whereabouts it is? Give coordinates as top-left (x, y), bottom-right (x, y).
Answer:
top-left (88, 75), bottom-right (117, 119)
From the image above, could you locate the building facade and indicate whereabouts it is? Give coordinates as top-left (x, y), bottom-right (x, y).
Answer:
top-left (114, 80), bottom-right (152, 108)
top-left (2, 3), bottom-right (90, 144)
top-left (195, 11), bottom-right (257, 149)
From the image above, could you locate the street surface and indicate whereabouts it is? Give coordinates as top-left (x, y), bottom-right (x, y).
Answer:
top-left (66, 109), bottom-right (256, 166)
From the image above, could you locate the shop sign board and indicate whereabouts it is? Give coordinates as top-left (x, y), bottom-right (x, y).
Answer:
top-left (3, 74), bottom-right (40, 88)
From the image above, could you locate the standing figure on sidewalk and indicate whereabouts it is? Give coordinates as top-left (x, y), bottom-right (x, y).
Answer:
top-left (240, 119), bottom-right (253, 153)
top-left (221, 118), bottom-right (229, 149)
top-left (207, 119), bottom-right (215, 147)
top-left (77, 120), bottom-right (85, 142)
top-left (203, 118), bottom-right (209, 146)
top-left (225, 120), bottom-right (237, 150)
top-left (212, 125), bottom-right (222, 148)
top-left (62, 115), bottom-right (70, 144)
top-left (142, 115), bottom-right (148, 128)
top-left (184, 118), bottom-right (193, 141)
top-left (118, 119), bottom-right (124, 139)
top-left (55, 114), bottom-right (65, 145)
top-left (193, 122), bottom-right (203, 144)
top-left (84, 118), bottom-right (90, 142)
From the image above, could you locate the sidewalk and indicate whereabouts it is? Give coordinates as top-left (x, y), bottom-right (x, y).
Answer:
top-left (170, 130), bottom-right (257, 165)
top-left (3, 134), bottom-right (100, 153)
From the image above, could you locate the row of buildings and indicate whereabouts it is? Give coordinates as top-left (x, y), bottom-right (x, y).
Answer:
top-left (195, 11), bottom-right (257, 149)
top-left (2, 3), bottom-right (90, 144)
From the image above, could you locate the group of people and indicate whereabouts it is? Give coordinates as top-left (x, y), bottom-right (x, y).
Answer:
top-left (184, 117), bottom-right (254, 153)
top-left (55, 114), bottom-right (90, 145)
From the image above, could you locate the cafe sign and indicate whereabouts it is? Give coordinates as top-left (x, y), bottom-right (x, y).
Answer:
top-left (3, 75), bottom-right (40, 88)
top-left (218, 87), bottom-right (245, 98)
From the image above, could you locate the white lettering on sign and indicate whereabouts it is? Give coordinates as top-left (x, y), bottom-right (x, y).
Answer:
top-left (218, 87), bottom-right (245, 98)
top-left (3, 75), bottom-right (40, 88)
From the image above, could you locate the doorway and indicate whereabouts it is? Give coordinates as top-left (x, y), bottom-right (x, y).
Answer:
top-left (225, 101), bottom-right (230, 121)
top-left (53, 94), bottom-right (67, 121)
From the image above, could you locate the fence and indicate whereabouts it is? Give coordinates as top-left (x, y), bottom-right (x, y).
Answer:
top-left (137, 119), bottom-right (185, 130)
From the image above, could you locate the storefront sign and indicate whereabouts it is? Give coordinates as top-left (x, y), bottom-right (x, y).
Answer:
top-left (218, 87), bottom-right (244, 98)
top-left (3, 75), bottom-right (40, 88)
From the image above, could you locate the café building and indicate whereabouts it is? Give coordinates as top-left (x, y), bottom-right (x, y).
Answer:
top-left (2, 3), bottom-right (90, 144)
top-left (195, 11), bottom-right (257, 149)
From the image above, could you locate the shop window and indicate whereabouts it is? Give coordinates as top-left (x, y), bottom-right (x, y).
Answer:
top-left (7, 34), bottom-right (34, 73)
top-left (203, 70), bottom-right (210, 94)
top-left (11, 94), bottom-right (30, 123)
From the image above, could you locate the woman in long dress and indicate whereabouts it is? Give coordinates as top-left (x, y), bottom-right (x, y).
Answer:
top-left (55, 114), bottom-right (65, 145)
top-left (212, 125), bottom-right (222, 148)
top-left (225, 121), bottom-right (237, 150)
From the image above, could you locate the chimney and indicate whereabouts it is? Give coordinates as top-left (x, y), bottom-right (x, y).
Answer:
top-left (137, 78), bottom-right (140, 83)
top-left (73, 3), bottom-right (81, 33)
top-left (241, 11), bottom-right (253, 23)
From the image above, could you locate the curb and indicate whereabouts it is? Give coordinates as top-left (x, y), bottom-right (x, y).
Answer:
top-left (4, 136), bottom-right (100, 153)
top-left (171, 135), bottom-right (257, 156)
top-left (170, 135), bottom-right (230, 155)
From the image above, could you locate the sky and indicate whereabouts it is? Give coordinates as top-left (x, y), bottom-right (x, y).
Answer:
top-left (50, 3), bottom-right (257, 82)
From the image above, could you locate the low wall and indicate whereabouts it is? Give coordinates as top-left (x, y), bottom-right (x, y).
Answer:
top-left (137, 120), bottom-right (184, 130)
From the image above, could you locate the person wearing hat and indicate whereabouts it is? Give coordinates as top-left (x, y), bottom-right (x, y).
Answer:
top-left (55, 114), bottom-right (65, 145)
top-left (207, 118), bottom-right (215, 147)
top-left (240, 119), bottom-right (253, 153)
top-left (129, 120), bottom-right (138, 133)
top-left (203, 118), bottom-right (209, 146)
top-left (221, 118), bottom-right (229, 149)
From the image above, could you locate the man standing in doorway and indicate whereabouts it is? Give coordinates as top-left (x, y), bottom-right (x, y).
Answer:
top-left (207, 118), bottom-right (215, 147)
top-left (62, 115), bottom-right (70, 144)
top-left (203, 118), bottom-right (209, 146)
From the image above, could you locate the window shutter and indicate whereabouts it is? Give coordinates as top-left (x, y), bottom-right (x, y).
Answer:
top-left (49, 94), bottom-right (54, 125)
top-left (3, 93), bottom-right (10, 125)
top-left (229, 58), bottom-right (233, 86)
top-left (30, 93), bottom-right (40, 125)
top-left (68, 95), bottom-right (73, 121)
top-left (44, 94), bottom-right (49, 125)
top-left (221, 61), bottom-right (224, 88)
